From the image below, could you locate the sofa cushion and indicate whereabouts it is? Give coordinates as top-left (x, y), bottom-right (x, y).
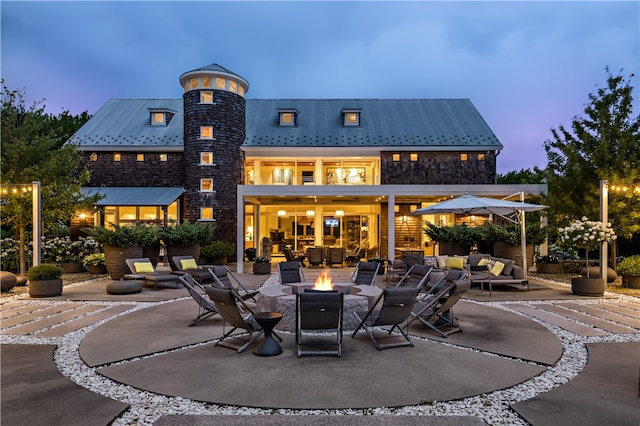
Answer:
top-left (446, 257), bottom-right (465, 270)
top-left (490, 261), bottom-right (505, 276)
top-left (436, 255), bottom-right (448, 269)
top-left (477, 258), bottom-right (490, 266)
top-left (493, 257), bottom-right (515, 276)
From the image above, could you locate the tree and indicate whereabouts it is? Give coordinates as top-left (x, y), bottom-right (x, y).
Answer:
top-left (497, 167), bottom-right (546, 185)
top-left (1, 82), bottom-right (100, 275)
top-left (544, 68), bottom-right (640, 244)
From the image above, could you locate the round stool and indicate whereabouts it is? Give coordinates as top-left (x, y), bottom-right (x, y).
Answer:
top-left (106, 280), bottom-right (143, 295)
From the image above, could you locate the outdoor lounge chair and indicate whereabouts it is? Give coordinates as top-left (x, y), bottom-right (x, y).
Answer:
top-left (386, 259), bottom-right (408, 285)
top-left (350, 261), bottom-right (380, 286)
top-left (205, 286), bottom-right (281, 353)
top-left (345, 247), bottom-right (366, 266)
top-left (351, 286), bottom-right (419, 350)
top-left (124, 257), bottom-right (180, 289)
top-left (296, 290), bottom-right (344, 357)
top-left (306, 247), bottom-right (325, 267)
top-left (171, 255), bottom-right (213, 284)
top-left (408, 269), bottom-right (471, 337)
top-left (395, 264), bottom-right (433, 290)
top-left (284, 247), bottom-right (306, 266)
top-left (278, 260), bottom-right (306, 285)
top-left (326, 247), bottom-right (346, 267)
top-left (208, 265), bottom-right (260, 302)
top-left (177, 274), bottom-right (218, 326)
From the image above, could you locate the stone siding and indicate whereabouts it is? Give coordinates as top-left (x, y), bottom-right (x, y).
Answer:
top-left (84, 152), bottom-right (184, 187)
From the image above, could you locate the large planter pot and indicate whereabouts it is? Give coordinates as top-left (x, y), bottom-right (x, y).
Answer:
top-left (253, 262), bottom-right (271, 275)
top-left (211, 256), bottom-right (227, 266)
top-left (143, 244), bottom-right (161, 267)
top-left (438, 242), bottom-right (469, 256)
top-left (61, 262), bottom-right (84, 274)
top-left (493, 242), bottom-right (534, 268)
top-left (29, 278), bottom-right (63, 298)
top-left (104, 245), bottom-right (143, 280)
top-left (88, 264), bottom-right (108, 274)
top-left (571, 277), bottom-right (605, 297)
top-left (621, 274), bottom-right (640, 289)
top-left (165, 244), bottom-right (200, 271)
top-left (537, 263), bottom-right (560, 274)
top-left (0, 271), bottom-right (17, 292)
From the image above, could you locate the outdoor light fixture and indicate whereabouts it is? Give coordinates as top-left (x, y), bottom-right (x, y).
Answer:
top-left (306, 210), bottom-right (315, 217)
top-left (277, 210), bottom-right (287, 217)
top-left (335, 210), bottom-right (344, 217)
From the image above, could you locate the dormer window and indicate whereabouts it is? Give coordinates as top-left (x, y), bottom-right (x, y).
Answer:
top-left (149, 108), bottom-right (176, 126)
top-left (151, 112), bottom-right (165, 125)
top-left (278, 109), bottom-right (298, 126)
top-left (342, 109), bottom-right (361, 126)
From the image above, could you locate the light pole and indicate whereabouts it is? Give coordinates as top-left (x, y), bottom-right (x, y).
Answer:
top-left (600, 180), bottom-right (608, 280)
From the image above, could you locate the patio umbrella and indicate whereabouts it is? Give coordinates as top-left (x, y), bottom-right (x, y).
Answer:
top-left (410, 193), bottom-right (547, 279)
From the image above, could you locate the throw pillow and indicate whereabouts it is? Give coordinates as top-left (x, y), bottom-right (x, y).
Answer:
top-left (134, 262), bottom-right (154, 273)
top-left (490, 261), bottom-right (505, 276)
top-left (478, 258), bottom-right (490, 266)
top-left (446, 257), bottom-right (465, 270)
top-left (180, 258), bottom-right (198, 270)
top-left (436, 255), bottom-right (448, 269)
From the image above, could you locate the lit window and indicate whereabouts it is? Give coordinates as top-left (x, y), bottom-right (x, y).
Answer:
top-left (151, 112), bottom-right (165, 125)
top-left (200, 91), bottom-right (213, 103)
top-left (239, 86), bottom-right (245, 96)
top-left (137, 154), bottom-right (144, 162)
top-left (114, 153), bottom-right (121, 162)
top-left (189, 78), bottom-right (199, 90)
top-left (229, 80), bottom-right (238, 93)
top-left (215, 78), bottom-right (226, 89)
top-left (160, 153), bottom-right (167, 162)
top-left (342, 109), bottom-right (361, 126)
top-left (201, 207), bottom-right (214, 220)
top-left (201, 77), bottom-right (212, 88)
top-left (410, 153), bottom-right (418, 162)
top-left (279, 110), bottom-right (297, 126)
top-left (200, 126), bottom-right (213, 139)
top-left (183, 82), bottom-right (189, 92)
top-left (201, 152), bottom-right (213, 165)
top-left (89, 153), bottom-right (97, 162)
top-left (460, 153), bottom-right (468, 162)
top-left (392, 153), bottom-right (400, 162)
top-left (478, 153), bottom-right (485, 161)
top-left (201, 179), bottom-right (214, 192)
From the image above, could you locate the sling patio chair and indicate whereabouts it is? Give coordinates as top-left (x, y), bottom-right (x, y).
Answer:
top-left (124, 257), bottom-right (180, 289)
top-left (278, 260), bottom-right (306, 285)
top-left (177, 274), bottom-right (218, 326)
top-left (408, 269), bottom-right (471, 337)
top-left (350, 261), bottom-right (380, 286)
top-left (296, 290), bottom-right (344, 357)
top-left (345, 247), bottom-right (366, 267)
top-left (306, 247), bottom-right (325, 267)
top-left (283, 247), bottom-right (306, 266)
top-left (326, 247), bottom-right (346, 267)
top-left (394, 264), bottom-right (433, 290)
top-left (351, 286), bottom-right (419, 350)
top-left (208, 265), bottom-right (260, 303)
top-left (171, 255), bottom-right (213, 284)
top-left (205, 286), bottom-right (281, 353)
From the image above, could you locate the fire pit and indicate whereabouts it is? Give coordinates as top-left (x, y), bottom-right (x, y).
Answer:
top-left (257, 268), bottom-right (371, 332)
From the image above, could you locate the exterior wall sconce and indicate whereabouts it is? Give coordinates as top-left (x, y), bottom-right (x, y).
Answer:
top-left (277, 210), bottom-right (287, 217)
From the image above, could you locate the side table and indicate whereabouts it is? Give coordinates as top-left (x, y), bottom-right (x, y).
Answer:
top-left (253, 312), bottom-right (283, 356)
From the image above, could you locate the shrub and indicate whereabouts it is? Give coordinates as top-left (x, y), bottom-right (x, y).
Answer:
top-left (27, 264), bottom-right (64, 281)
top-left (160, 221), bottom-right (215, 246)
top-left (83, 223), bottom-right (158, 247)
top-left (253, 256), bottom-right (271, 263)
top-left (201, 240), bottom-right (234, 258)
top-left (617, 255), bottom-right (640, 276)
top-left (83, 253), bottom-right (106, 267)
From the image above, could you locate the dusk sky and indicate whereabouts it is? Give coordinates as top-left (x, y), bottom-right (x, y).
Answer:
top-left (2, 1), bottom-right (638, 174)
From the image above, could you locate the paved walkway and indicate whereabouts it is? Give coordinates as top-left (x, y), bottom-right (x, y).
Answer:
top-left (1, 269), bottom-right (639, 425)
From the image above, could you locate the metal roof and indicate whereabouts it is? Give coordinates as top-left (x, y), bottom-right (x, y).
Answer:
top-left (67, 98), bottom-right (502, 151)
top-left (244, 99), bottom-right (503, 150)
top-left (83, 187), bottom-right (184, 206)
top-left (68, 99), bottom-right (184, 150)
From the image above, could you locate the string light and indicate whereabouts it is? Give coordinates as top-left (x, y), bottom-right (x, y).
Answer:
top-left (1, 184), bottom-right (34, 195)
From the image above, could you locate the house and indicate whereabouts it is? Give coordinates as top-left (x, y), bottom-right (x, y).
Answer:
top-left (68, 63), bottom-right (546, 271)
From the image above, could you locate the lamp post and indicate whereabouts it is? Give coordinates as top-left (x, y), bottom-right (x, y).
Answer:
top-left (600, 180), bottom-right (608, 281)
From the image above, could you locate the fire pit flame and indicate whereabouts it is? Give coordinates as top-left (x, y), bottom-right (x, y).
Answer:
top-left (313, 269), bottom-right (334, 291)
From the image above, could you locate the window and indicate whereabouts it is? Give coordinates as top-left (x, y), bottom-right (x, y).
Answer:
top-left (113, 153), bottom-right (121, 162)
top-left (342, 109), bottom-right (361, 126)
top-left (201, 77), bottom-right (212, 88)
top-left (200, 152), bottom-right (213, 165)
top-left (159, 153), bottom-right (168, 162)
top-left (278, 109), bottom-right (298, 126)
top-left (200, 207), bottom-right (214, 221)
top-left (410, 153), bottom-right (418, 162)
top-left (215, 77), bottom-right (226, 89)
top-left (229, 80), bottom-right (238, 93)
top-left (392, 153), bottom-right (400, 162)
top-left (478, 153), bottom-right (486, 161)
top-left (460, 153), bottom-right (468, 162)
top-left (137, 154), bottom-right (144, 162)
top-left (200, 179), bottom-right (214, 192)
top-left (200, 91), bottom-right (213, 103)
top-left (89, 153), bottom-right (97, 162)
top-left (189, 77), bottom-right (199, 90)
top-left (151, 112), bottom-right (165, 125)
top-left (200, 126), bottom-right (213, 139)
top-left (239, 86), bottom-right (245, 96)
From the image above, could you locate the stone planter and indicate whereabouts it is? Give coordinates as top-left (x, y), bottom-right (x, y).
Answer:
top-left (621, 274), bottom-right (640, 289)
top-left (438, 242), bottom-right (469, 256)
top-left (104, 245), bottom-right (143, 280)
top-left (165, 244), bottom-right (200, 271)
top-left (537, 263), bottom-right (560, 274)
top-left (211, 256), bottom-right (227, 266)
top-left (88, 264), bottom-right (108, 274)
top-left (571, 277), bottom-right (605, 297)
top-left (0, 271), bottom-right (17, 292)
top-left (143, 243), bottom-right (161, 267)
top-left (61, 262), bottom-right (84, 274)
top-left (253, 262), bottom-right (271, 275)
top-left (29, 278), bottom-right (63, 298)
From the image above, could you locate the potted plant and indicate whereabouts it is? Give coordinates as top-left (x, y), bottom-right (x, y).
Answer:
top-left (201, 240), bottom-right (235, 265)
top-left (42, 236), bottom-right (99, 273)
top-left (27, 263), bottom-right (64, 297)
top-left (617, 255), bottom-right (640, 289)
top-left (535, 254), bottom-right (560, 274)
top-left (252, 256), bottom-right (272, 275)
top-left (367, 256), bottom-right (387, 275)
top-left (559, 217), bottom-right (616, 296)
top-left (83, 224), bottom-right (144, 280)
top-left (83, 253), bottom-right (107, 274)
top-left (160, 221), bottom-right (215, 270)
